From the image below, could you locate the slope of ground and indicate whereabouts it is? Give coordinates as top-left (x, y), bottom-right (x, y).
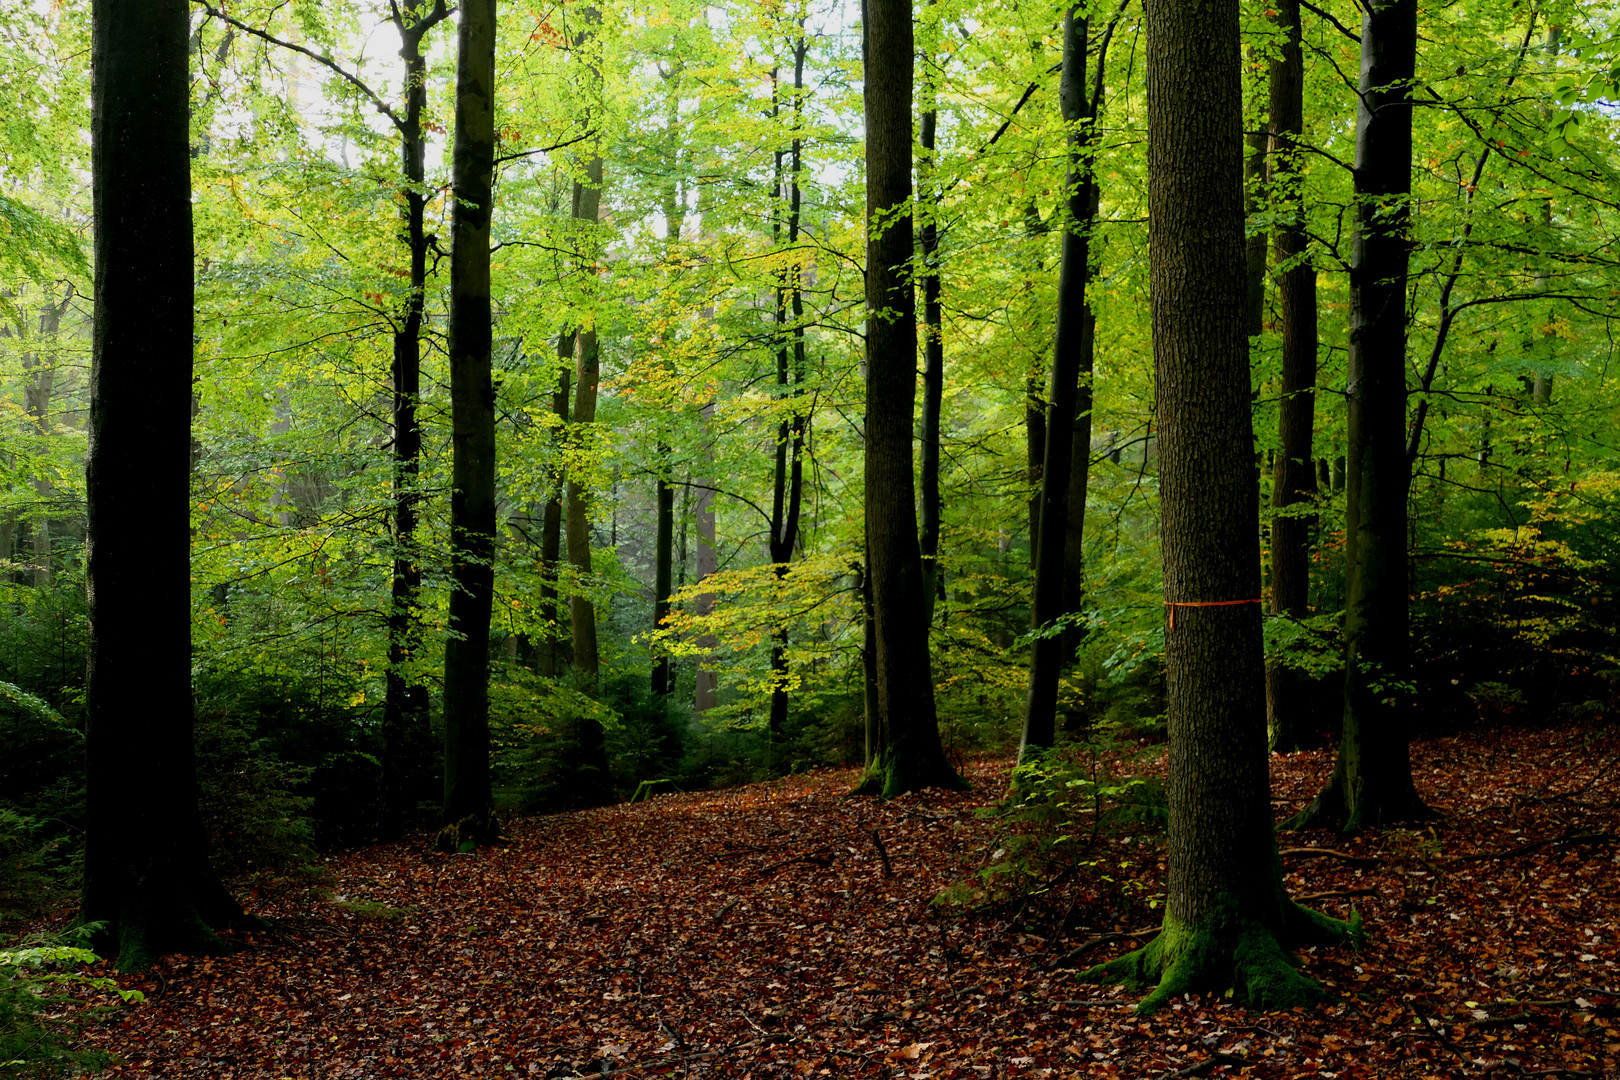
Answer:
top-left (59, 720), bottom-right (1620, 1078)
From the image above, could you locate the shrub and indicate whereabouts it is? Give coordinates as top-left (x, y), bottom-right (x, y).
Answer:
top-left (0, 929), bottom-right (142, 1077)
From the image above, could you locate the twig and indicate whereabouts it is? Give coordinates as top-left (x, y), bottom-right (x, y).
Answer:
top-left (1279, 846), bottom-right (1381, 867)
top-left (1446, 832), bottom-right (1616, 866)
top-left (1296, 887), bottom-right (1378, 902)
top-left (1053, 927), bottom-right (1158, 966)
top-left (710, 898), bottom-right (740, 925)
top-left (754, 848), bottom-right (835, 879)
top-left (1162, 1052), bottom-right (1248, 1079)
top-left (870, 829), bottom-right (894, 878)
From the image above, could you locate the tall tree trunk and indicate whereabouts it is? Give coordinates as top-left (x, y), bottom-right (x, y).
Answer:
top-left (1083, 0), bottom-right (1350, 1011)
top-left (1243, 50), bottom-right (1268, 337)
top-left (1021, 5), bottom-right (1097, 758)
top-left (535, 333), bottom-right (571, 680)
top-left (859, 558), bottom-right (880, 766)
top-left (693, 403), bottom-right (719, 713)
top-left (24, 292), bottom-right (68, 588)
top-left (917, 34), bottom-right (944, 629)
top-left (1288, 0), bottom-right (1432, 831)
top-left (652, 453), bottom-right (675, 696)
top-left (440, 0), bottom-right (500, 846)
top-left (1263, 0), bottom-right (1320, 753)
top-left (856, 0), bottom-right (965, 797)
top-left (83, 0), bottom-right (253, 970)
top-left (381, 0), bottom-right (450, 837)
top-left (766, 38), bottom-right (809, 747)
top-left (563, 161), bottom-right (613, 797)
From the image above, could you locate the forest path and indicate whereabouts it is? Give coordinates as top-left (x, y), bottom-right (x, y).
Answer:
top-left (76, 723), bottom-right (1618, 1078)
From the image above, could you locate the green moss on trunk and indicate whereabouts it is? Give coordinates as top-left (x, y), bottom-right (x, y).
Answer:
top-left (1081, 898), bottom-right (1359, 1014)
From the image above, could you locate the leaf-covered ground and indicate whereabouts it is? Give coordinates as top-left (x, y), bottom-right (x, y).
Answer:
top-left (65, 721), bottom-right (1620, 1078)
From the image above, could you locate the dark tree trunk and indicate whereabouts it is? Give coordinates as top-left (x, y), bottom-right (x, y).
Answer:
top-left (1083, 0), bottom-right (1350, 1011)
top-left (693, 404), bottom-right (719, 713)
top-left (23, 291), bottom-right (69, 587)
top-left (1021, 5), bottom-right (1097, 758)
top-left (1243, 51), bottom-right (1268, 338)
top-left (440, 0), bottom-right (500, 847)
top-left (1263, 0), bottom-right (1320, 754)
top-left (651, 453), bottom-right (675, 696)
top-left (535, 334), bottom-right (571, 680)
top-left (651, 141), bottom-right (684, 699)
top-left (917, 45), bottom-right (944, 629)
top-left (381, 0), bottom-right (450, 838)
top-left (856, 0), bottom-right (965, 797)
top-left (1288, 0), bottom-right (1434, 831)
top-left (766, 39), bottom-right (809, 747)
top-left (82, 0), bottom-right (254, 970)
top-left (561, 178), bottom-right (612, 797)
top-left (859, 559), bottom-right (881, 766)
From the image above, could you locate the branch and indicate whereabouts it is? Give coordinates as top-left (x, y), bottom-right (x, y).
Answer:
top-left (193, 1), bottom-right (403, 130)
top-left (494, 127), bottom-right (599, 165)
top-left (1300, 0), bottom-right (1360, 43)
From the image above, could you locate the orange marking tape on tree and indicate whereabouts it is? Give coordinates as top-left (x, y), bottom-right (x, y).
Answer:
top-left (1164, 598), bottom-right (1263, 631)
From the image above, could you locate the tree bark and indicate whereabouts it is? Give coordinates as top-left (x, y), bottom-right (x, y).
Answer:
top-left (766, 38), bottom-right (809, 747)
top-left (917, 36), bottom-right (944, 629)
top-left (562, 159), bottom-right (612, 794)
top-left (535, 333), bottom-right (571, 680)
top-left (1021, 5), bottom-right (1097, 759)
top-left (1263, 0), bottom-right (1320, 754)
top-left (23, 291), bottom-right (69, 588)
top-left (381, 0), bottom-right (449, 838)
top-left (693, 402), bottom-right (719, 713)
top-left (1288, 0), bottom-right (1434, 830)
top-left (856, 0), bottom-right (965, 797)
top-left (1082, 0), bottom-right (1350, 1011)
top-left (440, 0), bottom-right (500, 846)
top-left (82, 0), bottom-right (254, 970)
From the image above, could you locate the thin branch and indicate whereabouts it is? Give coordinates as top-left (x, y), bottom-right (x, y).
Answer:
top-left (493, 127), bottom-right (599, 165)
top-left (193, 1), bottom-right (404, 130)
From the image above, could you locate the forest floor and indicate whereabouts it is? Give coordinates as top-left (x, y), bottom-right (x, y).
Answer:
top-left (56, 719), bottom-right (1620, 1078)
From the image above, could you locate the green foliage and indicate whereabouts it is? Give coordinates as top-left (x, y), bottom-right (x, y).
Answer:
top-left (0, 927), bottom-right (140, 1077)
top-left (194, 666), bottom-right (381, 853)
top-left (937, 741), bottom-right (1164, 914)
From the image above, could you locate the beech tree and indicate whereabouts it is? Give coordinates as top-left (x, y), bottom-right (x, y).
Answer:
top-left (81, 0), bottom-right (253, 969)
top-left (1263, 0), bottom-right (1318, 753)
top-left (1289, 0), bottom-right (1433, 829)
top-left (1083, 0), bottom-right (1351, 1010)
top-left (441, 0), bottom-right (500, 846)
top-left (856, 0), bottom-right (964, 797)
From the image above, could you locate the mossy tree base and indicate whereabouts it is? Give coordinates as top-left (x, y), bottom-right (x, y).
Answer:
top-left (1081, 898), bottom-right (1361, 1015)
top-left (849, 747), bottom-right (970, 798)
top-left (435, 812), bottom-right (503, 853)
top-left (1283, 770), bottom-right (1440, 832)
top-left (86, 871), bottom-right (265, 973)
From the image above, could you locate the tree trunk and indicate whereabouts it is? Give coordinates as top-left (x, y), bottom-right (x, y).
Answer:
top-left (564, 278), bottom-right (612, 796)
top-left (381, 0), bottom-right (449, 838)
top-left (1287, 0), bottom-right (1434, 831)
top-left (536, 334), bottom-right (571, 680)
top-left (917, 39), bottom-right (944, 629)
top-left (440, 0), bottom-right (500, 847)
top-left (856, 0), bottom-right (965, 797)
top-left (82, 0), bottom-right (254, 970)
top-left (1021, 5), bottom-right (1097, 759)
top-left (1263, 0), bottom-right (1320, 754)
top-left (693, 403), bottom-right (719, 713)
top-left (766, 39), bottom-right (809, 748)
top-left (24, 291), bottom-right (68, 588)
top-left (652, 452), bottom-right (675, 696)
top-left (1083, 0), bottom-right (1351, 1011)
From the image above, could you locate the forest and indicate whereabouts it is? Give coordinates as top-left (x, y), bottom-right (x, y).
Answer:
top-left (1, 0), bottom-right (1618, 1073)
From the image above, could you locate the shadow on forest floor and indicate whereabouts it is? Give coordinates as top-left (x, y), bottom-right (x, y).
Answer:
top-left (53, 720), bottom-right (1620, 1078)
